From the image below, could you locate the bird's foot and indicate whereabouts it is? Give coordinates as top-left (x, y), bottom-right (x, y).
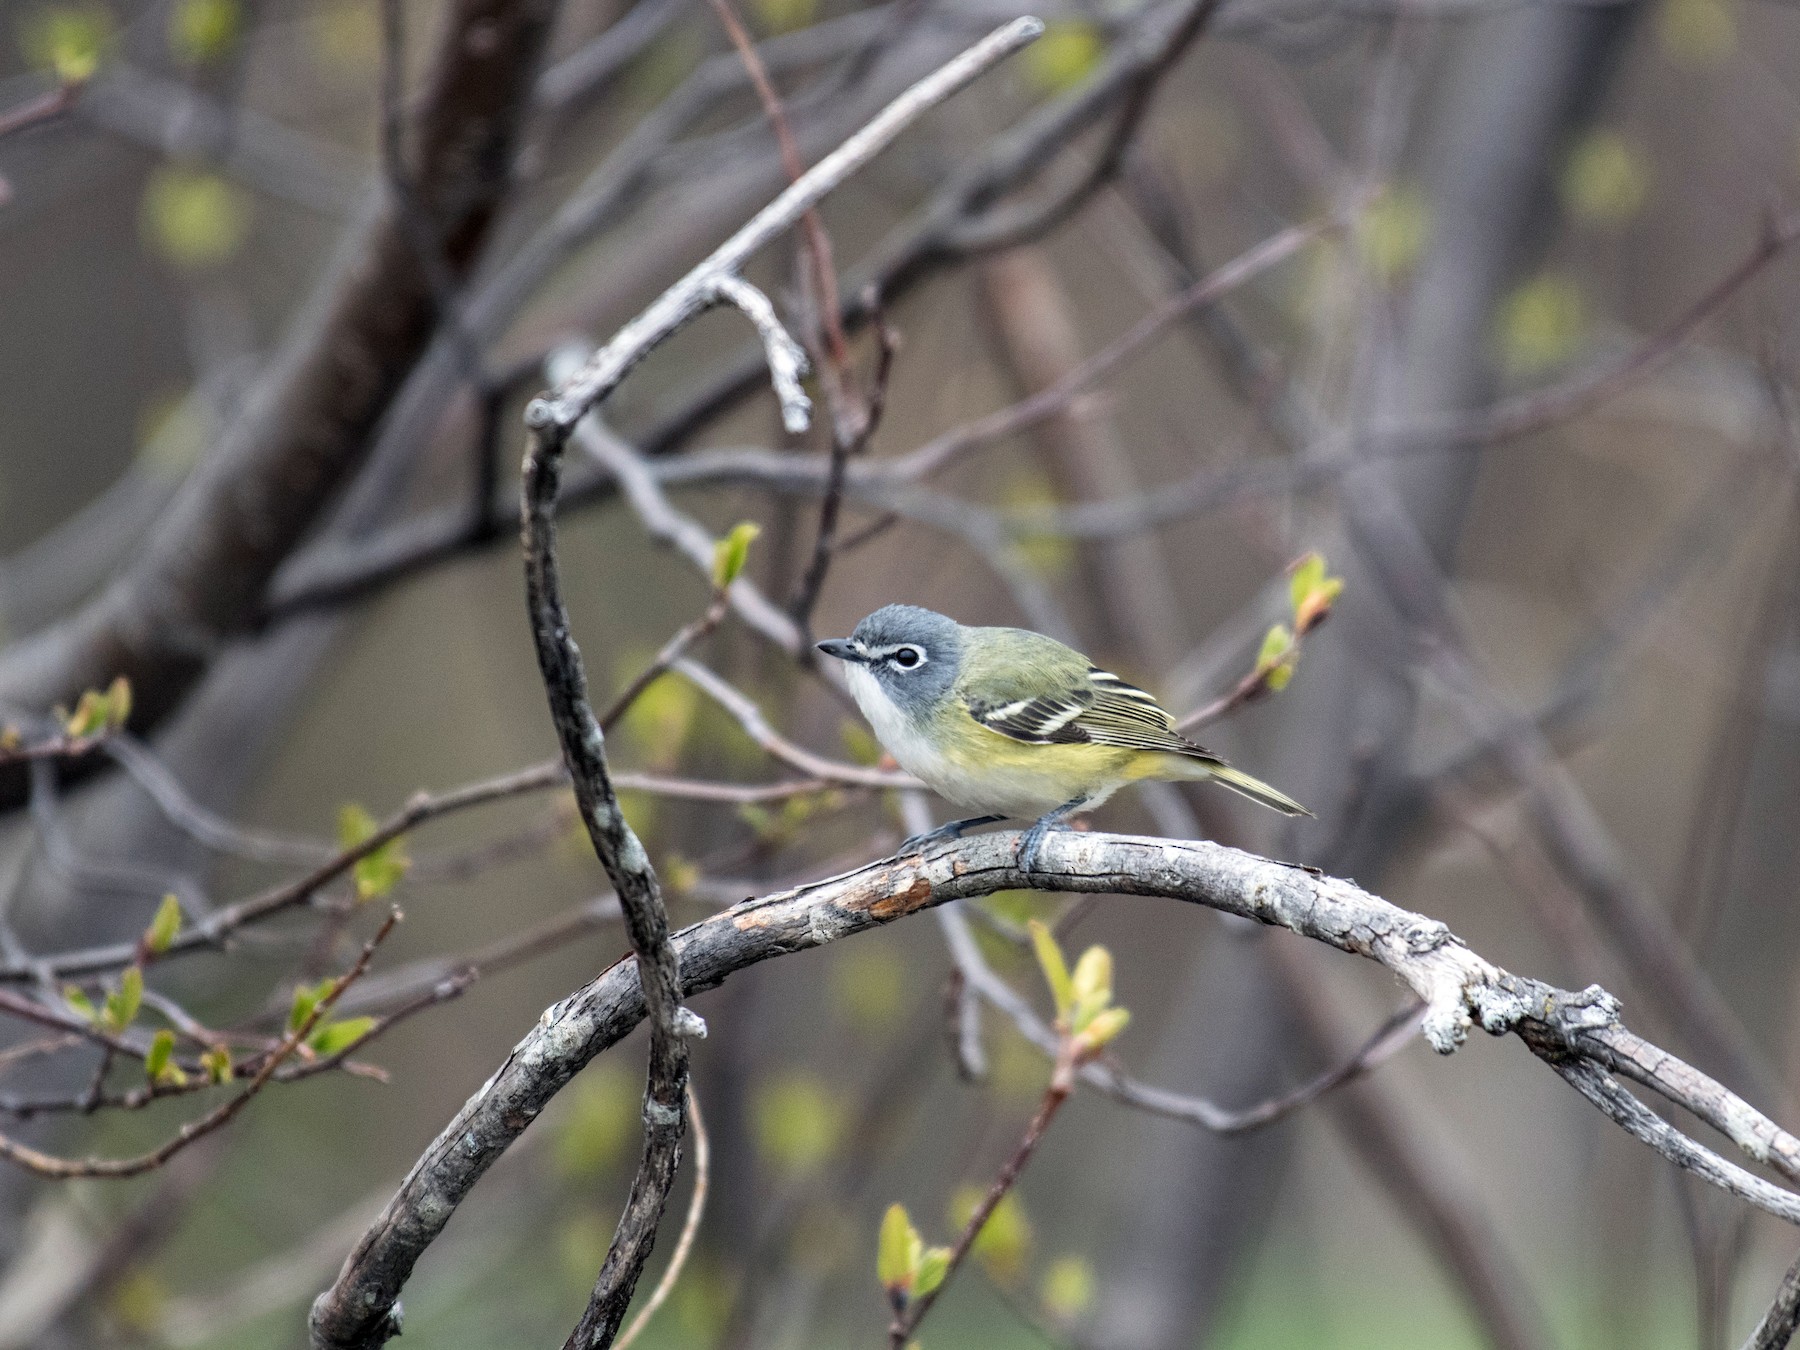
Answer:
top-left (898, 814), bottom-right (1006, 856)
top-left (1016, 798), bottom-right (1089, 873)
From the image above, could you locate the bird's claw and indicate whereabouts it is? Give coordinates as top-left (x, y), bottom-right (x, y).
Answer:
top-left (1016, 822), bottom-right (1056, 874)
top-left (895, 815), bottom-right (1005, 858)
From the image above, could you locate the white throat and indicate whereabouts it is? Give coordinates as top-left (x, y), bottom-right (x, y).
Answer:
top-left (842, 663), bottom-right (950, 783)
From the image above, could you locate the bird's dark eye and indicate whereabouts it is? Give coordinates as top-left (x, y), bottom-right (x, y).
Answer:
top-left (892, 646), bottom-right (924, 669)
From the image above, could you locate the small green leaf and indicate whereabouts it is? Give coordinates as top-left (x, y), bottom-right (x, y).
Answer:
top-left (914, 1245), bottom-right (953, 1298)
top-left (353, 849), bottom-right (408, 902)
top-left (1004, 468), bottom-right (1078, 581)
top-left (1074, 1006), bottom-right (1131, 1056)
top-left (145, 1028), bottom-right (174, 1083)
top-left (336, 802), bottom-right (377, 849)
top-left (952, 1186), bottom-right (1032, 1285)
top-left (308, 1016), bottom-right (376, 1057)
top-left (1029, 920), bottom-right (1074, 1022)
top-left (554, 1063), bottom-right (638, 1178)
top-left (144, 893), bottom-right (181, 955)
top-left (1068, 946), bottom-right (1113, 1031)
top-left (1288, 554), bottom-right (1326, 616)
top-left (752, 1071), bottom-right (844, 1175)
top-left (110, 1267), bottom-right (168, 1334)
top-left (712, 521), bottom-right (762, 589)
top-left (840, 721), bottom-right (885, 767)
top-left (1041, 1255), bottom-right (1096, 1322)
top-left (1254, 623), bottom-right (1296, 691)
top-left (1560, 130), bottom-right (1649, 228)
top-left (288, 978), bottom-right (330, 1034)
top-left (141, 166), bottom-right (252, 270)
top-left (878, 1203), bottom-right (917, 1293)
top-left (62, 688), bottom-right (109, 737)
top-left (200, 1044), bottom-right (232, 1084)
top-left (1356, 184), bottom-right (1431, 285)
top-left (662, 853), bottom-right (701, 896)
top-left (1256, 623), bottom-right (1293, 672)
top-left (751, 0), bottom-right (817, 34)
top-left (620, 673), bottom-right (699, 772)
top-left (104, 675), bottom-right (132, 729)
top-left (337, 803), bottom-right (409, 901)
top-left (1656, 0), bottom-right (1736, 66)
top-left (21, 6), bottom-right (114, 84)
top-left (1025, 20), bottom-right (1103, 94)
top-left (63, 984), bottom-right (96, 1023)
top-left (103, 966), bottom-right (143, 1033)
top-left (1287, 552), bottom-right (1343, 635)
top-left (168, 0), bottom-right (240, 62)
top-left (831, 943), bottom-right (908, 1035)
top-left (1496, 272), bottom-right (1587, 375)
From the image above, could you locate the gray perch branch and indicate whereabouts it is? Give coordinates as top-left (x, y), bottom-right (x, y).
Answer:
top-left (311, 830), bottom-right (1800, 1347)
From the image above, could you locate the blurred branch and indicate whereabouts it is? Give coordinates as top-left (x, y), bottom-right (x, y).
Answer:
top-left (0, 79), bottom-right (81, 142)
top-left (573, 417), bottom-right (809, 656)
top-left (936, 897), bottom-right (1423, 1134)
top-left (706, 0), bottom-right (853, 389)
top-left (790, 294), bottom-right (897, 633)
top-left (890, 1062), bottom-right (1076, 1346)
top-left (1743, 1249), bottom-right (1800, 1350)
top-left (0, 761), bottom-right (563, 984)
top-left (0, 908), bottom-right (398, 1179)
top-left (941, 0), bottom-right (1222, 253)
top-left (0, 0), bottom-right (563, 810)
top-left (260, 0), bottom-right (1255, 627)
top-left (315, 830), bottom-right (1800, 1342)
top-left (672, 658), bottom-right (917, 789)
top-left (77, 64), bottom-right (366, 214)
top-left (641, 0), bottom-right (1231, 452)
top-left (1268, 939), bottom-right (1558, 1350)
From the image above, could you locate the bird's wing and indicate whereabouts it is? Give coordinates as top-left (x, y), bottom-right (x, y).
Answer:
top-left (966, 666), bottom-right (1219, 759)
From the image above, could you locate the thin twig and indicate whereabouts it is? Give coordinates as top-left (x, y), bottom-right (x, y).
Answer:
top-left (599, 594), bottom-right (733, 731)
top-left (892, 1061), bottom-right (1074, 1345)
top-left (705, 0), bottom-right (853, 391)
top-left (527, 16), bottom-right (1045, 433)
top-left (0, 761), bottom-right (565, 984)
top-left (0, 909), bottom-right (399, 1179)
top-left (790, 292), bottom-right (898, 630)
top-left (671, 658), bottom-right (917, 789)
top-left (0, 80), bottom-right (81, 141)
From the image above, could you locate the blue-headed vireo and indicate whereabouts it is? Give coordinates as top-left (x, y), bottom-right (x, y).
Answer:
top-left (817, 605), bottom-right (1308, 869)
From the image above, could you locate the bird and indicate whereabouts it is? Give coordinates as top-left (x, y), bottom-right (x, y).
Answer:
top-left (816, 604), bottom-right (1308, 871)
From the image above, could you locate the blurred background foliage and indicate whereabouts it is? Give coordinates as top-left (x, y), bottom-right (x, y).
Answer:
top-left (1, 0), bottom-right (1799, 1347)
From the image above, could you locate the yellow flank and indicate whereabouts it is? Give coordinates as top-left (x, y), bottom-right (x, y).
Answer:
top-left (920, 702), bottom-right (1216, 819)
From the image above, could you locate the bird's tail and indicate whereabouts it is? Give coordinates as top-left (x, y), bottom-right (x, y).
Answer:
top-left (1207, 763), bottom-right (1311, 817)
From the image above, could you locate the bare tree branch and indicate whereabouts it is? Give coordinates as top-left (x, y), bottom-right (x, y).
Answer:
top-left (312, 830), bottom-right (1800, 1346)
top-left (1743, 1249), bottom-right (1800, 1350)
top-left (0, 0), bottom-right (563, 809)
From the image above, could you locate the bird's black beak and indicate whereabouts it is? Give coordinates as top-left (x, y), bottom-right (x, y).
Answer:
top-left (816, 638), bottom-right (865, 664)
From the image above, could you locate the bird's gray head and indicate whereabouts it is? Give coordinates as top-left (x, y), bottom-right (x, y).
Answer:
top-left (816, 604), bottom-right (963, 717)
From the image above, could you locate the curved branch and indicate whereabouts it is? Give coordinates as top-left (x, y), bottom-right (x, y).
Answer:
top-left (523, 386), bottom-right (694, 1350)
top-left (311, 830), bottom-right (1800, 1347)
